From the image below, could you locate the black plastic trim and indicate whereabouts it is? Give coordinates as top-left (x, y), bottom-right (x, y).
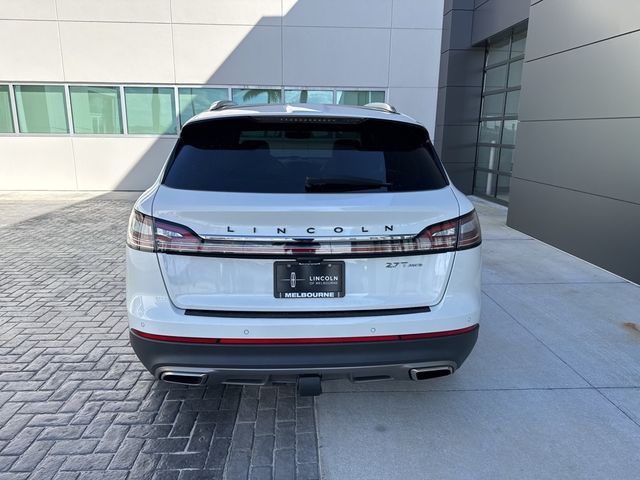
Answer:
top-left (184, 306), bottom-right (431, 319)
top-left (130, 325), bottom-right (479, 373)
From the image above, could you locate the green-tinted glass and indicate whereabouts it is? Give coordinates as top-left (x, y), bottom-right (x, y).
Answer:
top-left (511, 29), bottom-right (527, 58)
top-left (505, 90), bottom-right (520, 116)
top-left (484, 64), bottom-right (508, 92)
top-left (486, 35), bottom-right (510, 67)
top-left (499, 148), bottom-right (514, 173)
top-left (336, 90), bottom-right (385, 106)
top-left (508, 59), bottom-right (524, 88)
top-left (69, 86), bottom-right (122, 134)
top-left (284, 90), bottom-right (333, 104)
top-left (481, 93), bottom-right (505, 118)
top-left (14, 85), bottom-right (68, 134)
top-left (232, 89), bottom-right (281, 105)
top-left (124, 87), bottom-right (176, 135)
top-left (502, 119), bottom-right (518, 145)
top-left (476, 145), bottom-right (500, 170)
top-left (496, 174), bottom-right (511, 202)
top-left (178, 87), bottom-right (228, 126)
top-left (478, 120), bottom-right (502, 144)
top-left (0, 85), bottom-right (14, 133)
top-left (473, 170), bottom-right (497, 197)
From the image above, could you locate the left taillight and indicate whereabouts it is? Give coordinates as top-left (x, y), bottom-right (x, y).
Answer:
top-left (127, 210), bottom-right (155, 252)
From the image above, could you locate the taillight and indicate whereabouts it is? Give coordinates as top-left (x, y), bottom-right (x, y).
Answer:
top-left (457, 210), bottom-right (482, 249)
top-left (415, 219), bottom-right (459, 252)
top-left (155, 219), bottom-right (202, 253)
top-left (127, 210), bottom-right (154, 252)
top-left (126, 209), bottom-right (481, 256)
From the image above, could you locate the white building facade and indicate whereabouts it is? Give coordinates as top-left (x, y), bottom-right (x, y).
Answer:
top-left (0, 0), bottom-right (444, 190)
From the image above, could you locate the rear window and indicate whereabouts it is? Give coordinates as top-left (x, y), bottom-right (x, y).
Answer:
top-left (163, 117), bottom-right (448, 193)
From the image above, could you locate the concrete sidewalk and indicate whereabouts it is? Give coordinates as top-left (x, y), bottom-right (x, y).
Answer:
top-left (315, 198), bottom-right (640, 479)
top-left (1, 192), bottom-right (639, 479)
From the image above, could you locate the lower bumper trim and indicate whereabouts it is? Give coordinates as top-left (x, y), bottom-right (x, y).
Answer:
top-left (129, 324), bottom-right (479, 383)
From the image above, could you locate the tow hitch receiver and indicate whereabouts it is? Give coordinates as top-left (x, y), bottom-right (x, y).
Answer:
top-left (297, 375), bottom-right (322, 396)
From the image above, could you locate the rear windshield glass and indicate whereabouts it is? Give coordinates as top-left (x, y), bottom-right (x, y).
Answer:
top-left (163, 117), bottom-right (448, 193)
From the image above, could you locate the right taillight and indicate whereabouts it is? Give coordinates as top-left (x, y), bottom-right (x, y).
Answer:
top-left (456, 209), bottom-right (482, 250)
top-left (415, 210), bottom-right (481, 253)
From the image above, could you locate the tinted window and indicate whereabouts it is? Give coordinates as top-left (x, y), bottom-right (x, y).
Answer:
top-left (163, 118), bottom-right (447, 193)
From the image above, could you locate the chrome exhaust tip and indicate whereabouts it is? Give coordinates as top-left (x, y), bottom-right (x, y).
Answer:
top-left (159, 371), bottom-right (207, 386)
top-left (409, 366), bottom-right (453, 381)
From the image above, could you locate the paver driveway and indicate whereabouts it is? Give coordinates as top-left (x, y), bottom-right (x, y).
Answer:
top-left (1, 192), bottom-right (640, 480)
top-left (0, 193), bottom-right (319, 480)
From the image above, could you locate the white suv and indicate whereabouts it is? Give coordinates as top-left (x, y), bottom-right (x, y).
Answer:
top-left (126, 102), bottom-right (481, 395)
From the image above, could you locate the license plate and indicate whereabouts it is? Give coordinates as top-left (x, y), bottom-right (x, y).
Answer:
top-left (274, 261), bottom-right (345, 299)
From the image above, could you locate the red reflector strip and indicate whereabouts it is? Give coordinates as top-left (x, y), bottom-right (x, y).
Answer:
top-left (219, 335), bottom-right (400, 344)
top-left (131, 325), bottom-right (477, 345)
top-left (130, 329), bottom-right (218, 344)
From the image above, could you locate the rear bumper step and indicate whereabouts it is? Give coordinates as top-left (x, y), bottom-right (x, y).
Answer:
top-left (184, 306), bottom-right (430, 318)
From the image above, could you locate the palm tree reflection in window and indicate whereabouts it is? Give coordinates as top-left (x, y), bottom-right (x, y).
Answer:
top-left (241, 89), bottom-right (282, 104)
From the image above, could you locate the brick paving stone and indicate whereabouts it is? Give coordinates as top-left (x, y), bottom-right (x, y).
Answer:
top-left (0, 195), bottom-right (321, 479)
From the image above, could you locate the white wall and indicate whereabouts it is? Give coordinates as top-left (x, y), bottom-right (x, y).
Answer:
top-left (0, 0), bottom-right (444, 190)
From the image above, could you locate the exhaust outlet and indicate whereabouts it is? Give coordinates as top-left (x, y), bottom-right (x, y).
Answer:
top-left (409, 366), bottom-right (453, 381)
top-left (159, 371), bottom-right (207, 386)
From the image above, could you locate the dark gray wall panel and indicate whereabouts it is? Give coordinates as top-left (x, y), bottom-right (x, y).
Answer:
top-left (507, 178), bottom-right (640, 283)
top-left (443, 162), bottom-right (476, 193)
top-left (445, 0), bottom-right (475, 14)
top-left (472, 0), bottom-right (529, 44)
top-left (527, 0), bottom-right (640, 60)
top-left (437, 86), bottom-right (482, 125)
top-left (441, 9), bottom-right (474, 53)
top-left (438, 48), bottom-right (485, 87)
top-left (519, 30), bottom-right (640, 121)
top-left (439, 125), bottom-right (480, 163)
top-left (512, 119), bottom-right (640, 205)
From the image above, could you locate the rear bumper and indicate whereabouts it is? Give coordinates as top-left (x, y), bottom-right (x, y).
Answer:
top-left (129, 324), bottom-right (478, 384)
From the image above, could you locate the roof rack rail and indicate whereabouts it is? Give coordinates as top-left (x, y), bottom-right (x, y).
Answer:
top-left (209, 100), bottom-right (237, 111)
top-left (363, 102), bottom-right (397, 114)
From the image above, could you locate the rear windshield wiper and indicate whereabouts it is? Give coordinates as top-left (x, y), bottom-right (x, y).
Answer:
top-left (305, 176), bottom-right (392, 193)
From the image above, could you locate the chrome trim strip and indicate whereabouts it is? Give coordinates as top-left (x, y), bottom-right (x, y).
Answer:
top-left (199, 234), bottom-right (416, 242)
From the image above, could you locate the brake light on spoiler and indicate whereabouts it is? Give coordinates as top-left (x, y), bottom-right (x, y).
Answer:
top-left (127, 210), bottom-right (481, 257)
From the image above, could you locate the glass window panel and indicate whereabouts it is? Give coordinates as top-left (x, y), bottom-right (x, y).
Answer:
top-left (511, 29), bottom-right (527, 58)
top-left (508, 59), bottom-right (524, 88)
top-left (0, 85), bottom-right (13, 133)
top-left (486, 35), bottom-right (510, 66)
top-left (499, 148), bottom-right (514, 173)
top-left (501, 119), bottom-right (518, 145)
top-left (284, 89), bottom-right (333, 104)
top-left (478, 120), bottom-right (502, 144)
top-left (14, 85), bottom-right (68, 134)
top-left (473, 170), bottom-right (497, 197)
top-left (69, 86), bottom-right (122, 134)
top-left (232, 88), bottom-right (281, 105)
top-left (481, 93), bottom-right (505, 118)
top-left (505, 90), bottom-right (520, 116)
top-left (476, 145), bottom-right (500, 170)
top-left (496, 174), bottom-right (511, 202)
top-left (336, 90), bottom-right (385, 106)
top-left (178, 87), bottom-right (228, 126)
top-left (124, 87), bottom-right (176, 135)
top-left (483, 64), bottom-right (508, 92)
